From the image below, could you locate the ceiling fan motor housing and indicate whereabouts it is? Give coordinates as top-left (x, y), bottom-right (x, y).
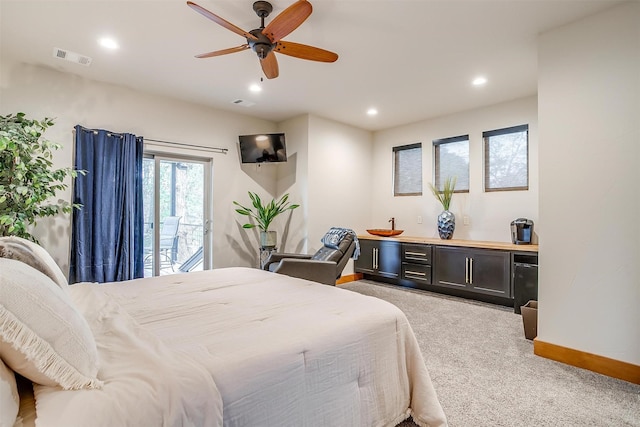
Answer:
top-left (248, 29), bottom-right (274, 59)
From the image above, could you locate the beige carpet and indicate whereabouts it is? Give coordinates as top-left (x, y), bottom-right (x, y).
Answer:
top-left (340, 280), bottom-right (640, 427)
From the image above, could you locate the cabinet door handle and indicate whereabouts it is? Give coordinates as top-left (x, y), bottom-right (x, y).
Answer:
top-left (405, 270), bottom-right (426, 276)
top-left (376, 248), bottom-right (378, 269)
top-left (465, 257), bottom-right (469, 283)
top-left (405, 251), bottom-right (427, 257)
top-left (469, 257), bottom-right (474, 285)
top-left (373, 248), bottom-right (378, 269)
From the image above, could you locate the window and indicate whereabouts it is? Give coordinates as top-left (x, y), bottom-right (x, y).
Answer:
top-left (393, 143), bottom-right (422, 196)
top-left (483, 125), bottom-right (528, 191)
top-left (433, 135), bottom-right (469, 192)
top-left (143, 154), bottom-right (212, 277)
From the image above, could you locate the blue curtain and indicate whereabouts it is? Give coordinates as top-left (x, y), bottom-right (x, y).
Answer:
top-left (69, 126), bottom-right (144, 283)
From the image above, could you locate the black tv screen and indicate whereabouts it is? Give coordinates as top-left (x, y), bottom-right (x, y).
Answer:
top-left (238, 133), bottom-right (287, 163)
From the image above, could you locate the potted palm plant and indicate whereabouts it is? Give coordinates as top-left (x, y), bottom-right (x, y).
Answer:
top-left (428, 176), bottom-right (457, 239)
top-left (233, 191), bottom-right (299, 248)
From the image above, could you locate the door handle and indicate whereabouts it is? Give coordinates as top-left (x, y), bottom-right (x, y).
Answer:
top-left (405, 271), bottom-right (426, 276)
top-left (405, 251), bottom-right (426, 257)
top-left (469, 257), bottom-right (474, 285)
top-left (372, 248), bottom-right (379, 269)
top-left (465, 257), bottom-right (469, 283)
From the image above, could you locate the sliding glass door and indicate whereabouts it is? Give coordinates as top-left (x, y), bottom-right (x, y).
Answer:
top-left (143, 154), bottom-right (212, 277)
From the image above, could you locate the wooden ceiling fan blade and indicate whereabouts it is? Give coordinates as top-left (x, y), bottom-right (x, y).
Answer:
top-left (263, 0), bottom-right (312, 43)
top-left (195, 45), bottom-right (250, 59)
top-left (260, 52), bottom-right (279, 79)
top-left (187, 1), bottom-right (258, 41)
top-left (274, 41), bottom-right (338, 62)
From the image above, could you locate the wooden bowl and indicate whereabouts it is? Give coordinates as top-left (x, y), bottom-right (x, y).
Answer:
top-left (366, 229), bottom-right (404, 237)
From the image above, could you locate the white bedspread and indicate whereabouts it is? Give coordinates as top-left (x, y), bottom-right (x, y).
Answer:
top-left (87, 267), bottom-right (447, 427)
top-left (32, 286), bottom-right (223, 427)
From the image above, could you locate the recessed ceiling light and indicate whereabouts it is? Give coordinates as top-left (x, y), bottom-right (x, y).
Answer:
top-left (367, 108), bottom-right (378, 116)
top-left (472, 76), bottom-right (487, 86)
top-left (98, 37), bottom-right (119, 50)
top-left (249, 83), bottom-right (262, 93)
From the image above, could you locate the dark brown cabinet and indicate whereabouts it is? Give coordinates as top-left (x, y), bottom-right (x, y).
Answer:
top-left (401, 243), bottom-right (432, 289)
top-left (434, 246), bottom-right (511, 298)
top-left (355, 239), bottom-right (400, 279)
top-left (356, 237), bottom-right (535, 308)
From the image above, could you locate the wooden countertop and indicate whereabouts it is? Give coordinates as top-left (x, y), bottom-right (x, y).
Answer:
top-left (357, 234), bottom-right (538, 252)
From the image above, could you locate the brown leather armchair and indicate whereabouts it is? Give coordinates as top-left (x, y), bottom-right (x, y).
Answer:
top-left (262, 230), bottom-right (357, 286)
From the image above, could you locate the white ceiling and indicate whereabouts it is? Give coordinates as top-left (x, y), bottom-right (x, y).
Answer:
top-left (0, 0), bottom-right (622, 131)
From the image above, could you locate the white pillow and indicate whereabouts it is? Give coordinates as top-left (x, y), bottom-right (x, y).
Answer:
top-left (0, 258), bottom-right (101, 390)
top-left (0, 236), bottom-right (68, 289)
top-left (0, 357), bottom-right (18, 427)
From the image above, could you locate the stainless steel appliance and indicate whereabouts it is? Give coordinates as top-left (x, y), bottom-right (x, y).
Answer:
top-left (513, 253), bottom-right (538, 314)
top-left (510, 218), bottom-right (534, 245)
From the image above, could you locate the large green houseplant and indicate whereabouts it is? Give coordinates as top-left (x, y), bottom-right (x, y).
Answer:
top-left (0, 112), bottom-right (83, 241)
top-left (428, 176), bottom-right (457, 239)
top-left (233, 191), bottom-right (299, 248)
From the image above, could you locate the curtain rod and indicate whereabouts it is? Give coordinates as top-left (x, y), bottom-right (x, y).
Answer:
top-left (73, 127), bottom-right (228, 154)
top-left (144, 138), bottom-right (228, 154)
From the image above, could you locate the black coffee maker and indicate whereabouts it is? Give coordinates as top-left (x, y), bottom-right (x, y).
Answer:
top-left (511, 218), bottom-right (534, 244)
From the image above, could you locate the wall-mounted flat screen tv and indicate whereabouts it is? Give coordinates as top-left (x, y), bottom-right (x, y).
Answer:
top-left (238, 133), bottom-right (287, 163)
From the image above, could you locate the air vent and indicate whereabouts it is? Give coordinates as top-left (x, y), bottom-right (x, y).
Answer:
top-left (231, 99), bottom-right (255, 108)
top-left (52, 48), bottom-right (92, 66)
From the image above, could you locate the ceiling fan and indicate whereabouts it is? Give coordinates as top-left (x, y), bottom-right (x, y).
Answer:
top-left (187, 0), bottom-right (338, 79)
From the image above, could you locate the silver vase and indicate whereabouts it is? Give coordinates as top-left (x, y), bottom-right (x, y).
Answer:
top-left (437, 210), bottom-right (455, 239)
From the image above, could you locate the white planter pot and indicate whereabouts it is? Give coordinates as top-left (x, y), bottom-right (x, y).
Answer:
top-left (260, 230), bottom-right (277, 248)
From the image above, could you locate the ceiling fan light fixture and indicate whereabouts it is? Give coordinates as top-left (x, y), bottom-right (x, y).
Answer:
top-left (249, 83), bottom-right (262, 92)
top-left (253, 43), bottom-right (273, 59)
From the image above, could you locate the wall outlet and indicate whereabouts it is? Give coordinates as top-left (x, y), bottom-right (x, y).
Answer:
top-left (463, 215), bottom-right (470, 226)
top-left (417, 215), bottom-right (422, 224)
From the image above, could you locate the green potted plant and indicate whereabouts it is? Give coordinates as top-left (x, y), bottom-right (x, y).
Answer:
top-left (0, 113), bottom-right (84, 241)
top-left (428, 176), bottom-right (457, 239)
top-left (233, 191), bottom-right (299, 248)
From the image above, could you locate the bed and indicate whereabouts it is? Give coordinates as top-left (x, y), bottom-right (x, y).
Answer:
top-left (0, 237), bottom-right (447, 427)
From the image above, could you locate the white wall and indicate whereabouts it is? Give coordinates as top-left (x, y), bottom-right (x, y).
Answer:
top-left (372, 96), bottom-right (538, 242)
top-left (0, 59), bottom-right (277, 273)
top-left (277, 115), bottom-right (309, 254)
top-left (538, 2), bottom-right (640, 365)
top-left (306, 115), bottom-right (373, 274)
top-left (0, 61), bottom-right (372, 277)
top-left (278, 114), bottom-right (373, 275)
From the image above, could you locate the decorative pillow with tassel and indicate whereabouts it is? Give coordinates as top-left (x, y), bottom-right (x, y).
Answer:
top-left (0, 258), bottom-right (102, 390)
